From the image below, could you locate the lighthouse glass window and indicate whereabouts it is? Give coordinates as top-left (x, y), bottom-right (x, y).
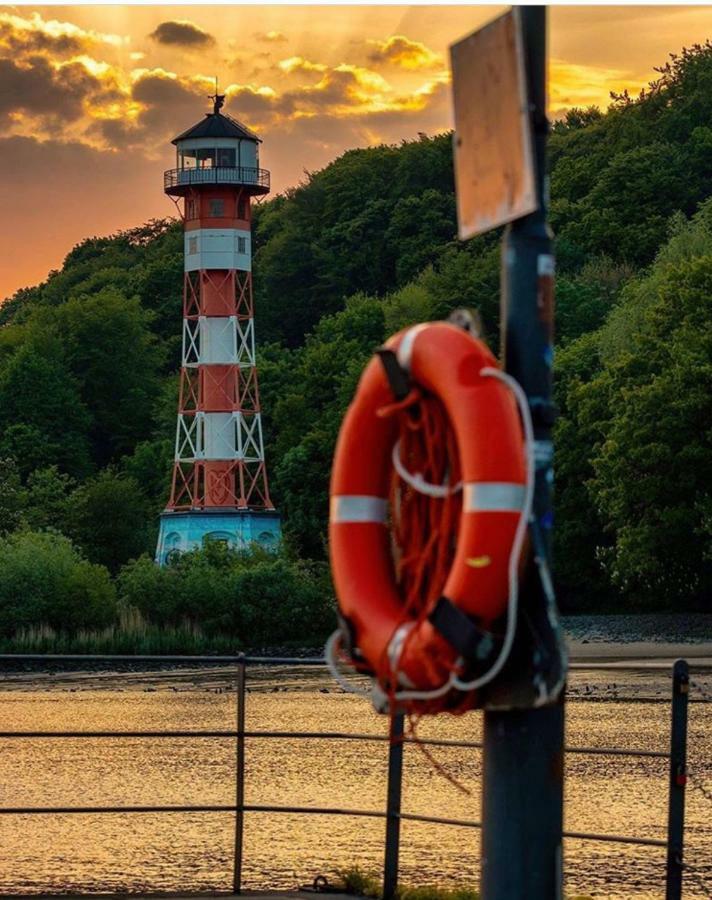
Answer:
top-left (217, 148), bottom-right (236, 168)
top-left (196, 148), bottom-right (215, 169)
top-left (209, 199), bottom-right (224, 218)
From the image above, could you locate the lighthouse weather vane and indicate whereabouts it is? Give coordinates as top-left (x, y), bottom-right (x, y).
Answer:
top-left (209, 77), bottom-right (225, 115)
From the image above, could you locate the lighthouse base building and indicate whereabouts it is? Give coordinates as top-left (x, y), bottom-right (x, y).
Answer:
top-left (156, 509), bottom-right (281, 565)
top-left (155, 98), bottom-right (281, 565)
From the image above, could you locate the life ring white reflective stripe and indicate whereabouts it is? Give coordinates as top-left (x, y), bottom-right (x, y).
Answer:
top-left (330, 495), bottom-right (388, 524)
top-left (463, 482), bottom-right (527, 513)
top-left (395, 323), bottom-right (428, 371)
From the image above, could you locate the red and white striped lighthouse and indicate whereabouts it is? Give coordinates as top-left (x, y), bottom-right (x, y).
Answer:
top-left (156, 94), bottom-right (281, 564)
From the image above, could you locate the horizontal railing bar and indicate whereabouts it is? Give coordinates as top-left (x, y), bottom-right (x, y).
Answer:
top-left (0, 803), bottom-right (668, 848)
top-left (0, 730), bottom-right (669, 759)
top-left (407, 736), bottom-right (668, 759)
top-left (1, 653), bottom-right (708, 672)
top-left (400, 812), bottom-right (481, 828)
top-left (564, 745), bottom-right (669, 759)
top-left (563, 829), bottom-right (668, 848)
top-left (0, 730), bottom-right (389, 741)
top-left (0, 804), bottom-right (387, 819)
top-left (0, 653), bottom-right (245, 663)
top-left (398, 813), bottom-right (667, 847)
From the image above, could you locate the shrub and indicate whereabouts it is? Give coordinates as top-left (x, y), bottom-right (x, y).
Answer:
top-left (0, 530), bottom-right (116, 635)
top-left (117, 544), bottom-right (335, 646)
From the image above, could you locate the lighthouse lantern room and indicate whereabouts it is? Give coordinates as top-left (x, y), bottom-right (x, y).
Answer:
top-left (155, 94), bottom-right (281, 565)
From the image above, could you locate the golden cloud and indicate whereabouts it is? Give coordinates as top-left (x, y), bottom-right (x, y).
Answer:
top-left (0, 11), bottom-right (127, 55)
top-left (550, 59), bottom-right (649, 112)
top-left (278, 56), bottom-right (327, 75)
top-left (368, 35), bottom-right (441, 71)
top-left (255, 30), bottom-right (288, 43)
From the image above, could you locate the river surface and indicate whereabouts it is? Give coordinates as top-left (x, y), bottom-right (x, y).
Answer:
top-left (0, 664), bottom-right (710, 899)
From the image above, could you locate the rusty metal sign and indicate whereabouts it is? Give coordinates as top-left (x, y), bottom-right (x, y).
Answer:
top-left (450, 9), bottom-right (537, 240)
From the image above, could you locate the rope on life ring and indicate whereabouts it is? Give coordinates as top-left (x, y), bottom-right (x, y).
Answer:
top-left (326, 322), bottom-right (534, 716)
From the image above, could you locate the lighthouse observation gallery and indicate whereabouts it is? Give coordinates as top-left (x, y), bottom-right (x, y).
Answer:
top-left (155, 96), bottom-right (281, 565)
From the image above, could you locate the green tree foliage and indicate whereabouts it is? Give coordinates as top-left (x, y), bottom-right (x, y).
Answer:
top-left (66, 469), bottom-right (153, 573)
top-left (0, 458), bottom-right (23, 536)
top-left (40, 288), bottom-right (165, 465)
top-left (0, 336), bottom-right (92, 477)
top-left (20, 466), bottom-right (76, 533)
top-left (0, 531), bottom-right (116, 635)
top-left (589, 257), bottom-right (712, 607)
top-left (252, 135), bottom-right (456, 346)
top-left (118, 544), bottom-right (334, 643)
top-left (554, 198), bottom-right (712, 609)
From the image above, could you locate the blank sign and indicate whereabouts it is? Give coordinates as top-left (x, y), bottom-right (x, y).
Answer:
top-left (450, 9), bottom-right (537, 240)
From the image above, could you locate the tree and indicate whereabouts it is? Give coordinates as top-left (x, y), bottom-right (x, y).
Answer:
top-left (0, 458), bottom-right (23, 536)
top-left (0, 336), bottom-right (92, 478)
top-left (48, 288), bottom-right (165, 466)
top-left (588, 256), bottom-right (712, 607)
top-left (0, 531), bottom-right (116, 636)
top-left (66, 470), bottom-right (153, 573)
top-left (21, 466), bottom-right (75, 533)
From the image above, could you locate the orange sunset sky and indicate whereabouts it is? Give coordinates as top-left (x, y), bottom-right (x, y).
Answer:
top-left (1, 4), bottom-right (712, 300)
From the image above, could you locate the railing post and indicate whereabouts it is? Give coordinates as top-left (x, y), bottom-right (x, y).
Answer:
top-left (233, 656), bottom-right (247, 895)
top-left (383, 712), bottom-right (404, 900)
top-left (665, 659), bottom-right (689, 900)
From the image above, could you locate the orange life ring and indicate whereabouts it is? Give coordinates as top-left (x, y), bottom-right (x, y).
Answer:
top-left (329, 322), bottom-right (528, 698)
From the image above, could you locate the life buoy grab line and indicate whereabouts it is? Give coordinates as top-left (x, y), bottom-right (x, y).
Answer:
top-left (327, 322), bottom-right (534, 709)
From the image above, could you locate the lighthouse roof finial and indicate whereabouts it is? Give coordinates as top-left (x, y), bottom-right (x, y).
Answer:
top-left (209, 76), bottom-right (225, 115)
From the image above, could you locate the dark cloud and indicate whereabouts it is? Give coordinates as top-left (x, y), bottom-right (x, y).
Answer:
top-left (0, 20), bottom-right (84, 55)
top-left (93, 71), bottom-right (209, 150)
top-left (149, 20), bottom-right (215, 48)
top-left (0, 56), bottom-right (101, 125)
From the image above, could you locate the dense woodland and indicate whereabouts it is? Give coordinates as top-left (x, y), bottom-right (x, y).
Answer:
top-left (0, 45), bottom-right (710, 649)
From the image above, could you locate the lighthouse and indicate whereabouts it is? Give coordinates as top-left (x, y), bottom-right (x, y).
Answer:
top-left (155, 94), bottom-right (281, 565)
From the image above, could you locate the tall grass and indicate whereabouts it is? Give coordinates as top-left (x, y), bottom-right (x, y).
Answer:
top-left (0, 605), bottom-right (244, 655)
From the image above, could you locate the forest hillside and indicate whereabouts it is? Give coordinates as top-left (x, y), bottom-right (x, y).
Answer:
top-left (0, 44), bottom-right (710, 648)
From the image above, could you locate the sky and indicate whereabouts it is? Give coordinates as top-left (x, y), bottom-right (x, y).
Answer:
top-left (1, 4), bottom-right (712, 300)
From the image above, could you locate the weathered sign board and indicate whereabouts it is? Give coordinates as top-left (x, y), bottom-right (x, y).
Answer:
top-left (450, 9), bottom-right (537, 239)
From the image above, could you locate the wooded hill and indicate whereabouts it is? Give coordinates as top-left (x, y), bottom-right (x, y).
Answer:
top-left (0, 44), bottom-right (710, 645)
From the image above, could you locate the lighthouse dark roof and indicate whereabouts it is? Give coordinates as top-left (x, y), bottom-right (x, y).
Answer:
top-left (172, 111), bottom-right (261, 145)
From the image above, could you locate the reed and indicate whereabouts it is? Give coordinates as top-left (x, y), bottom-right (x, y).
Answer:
top-left (0, 605), bottom-right (244, 655)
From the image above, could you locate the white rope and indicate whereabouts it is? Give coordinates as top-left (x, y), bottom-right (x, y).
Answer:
top-left (391, 439), bottom-right (462, 498)
top-left (324, 629), bottom-right (372, 697)
top-left (447, 366), bottom-right (535, 692)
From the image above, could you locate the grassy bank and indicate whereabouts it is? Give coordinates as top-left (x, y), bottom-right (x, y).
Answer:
top-left (335, 866), bottom-right (594, 900)
top-left (337, 868), bottom-right (478, 900)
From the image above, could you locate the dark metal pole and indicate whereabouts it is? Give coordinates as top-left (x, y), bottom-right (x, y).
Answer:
top-left (233, 657), bottom-right (246, 894)
top-left (481, 8), bottom-right (565, 900)
top-left (665, 660), bottom-right (689, 900)
top-left (383, 712), bottom-right (404, 900)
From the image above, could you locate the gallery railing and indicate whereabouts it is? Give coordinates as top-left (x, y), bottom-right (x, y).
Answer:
top-left (0, 654), bottom-right (707, 900)
top-left (163, 166), bottom-right (270, 193)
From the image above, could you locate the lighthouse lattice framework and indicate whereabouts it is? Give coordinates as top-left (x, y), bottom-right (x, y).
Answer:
top-left (156, 96), bottom-right (281, 565)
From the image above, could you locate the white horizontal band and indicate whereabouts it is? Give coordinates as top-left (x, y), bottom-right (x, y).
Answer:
top-left (463, 482), bottom-right (526, 512)
top-left (396, 323), bottom-right (428, 372)
top-left (330, 495), bottom-right (387, 524)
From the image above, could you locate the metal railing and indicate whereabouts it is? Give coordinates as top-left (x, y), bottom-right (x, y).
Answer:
top-left (164, 166), bottom-right (270, 193)
top-left (0, 654), bottom-right (706, 899)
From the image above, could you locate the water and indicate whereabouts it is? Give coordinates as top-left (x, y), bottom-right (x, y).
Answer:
top-left (0, 664), bottom-right (710, 899)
